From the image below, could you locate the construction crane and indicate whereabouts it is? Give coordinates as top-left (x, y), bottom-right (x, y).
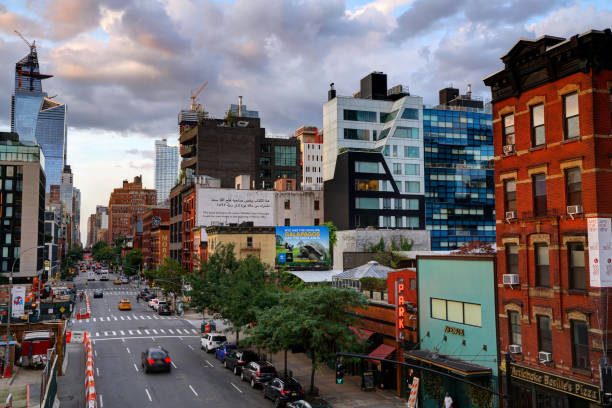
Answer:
top-left (14, 30), bottom-right (35, 52)
top-left (190, 81), bottom-right (208, 112)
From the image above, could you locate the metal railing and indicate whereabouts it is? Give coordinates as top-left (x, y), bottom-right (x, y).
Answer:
top-left (40, 348), bottom-right (57, 408)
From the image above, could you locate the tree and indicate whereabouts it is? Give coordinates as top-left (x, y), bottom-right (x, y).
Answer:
top-left (93, 246), bottom-right (115, 263)
top-left (124, 249), bottom-right (142, 276)
top-left (151, 257), bottom-right (186, 295)
top-left (91, 241), bottom-right (108, 257)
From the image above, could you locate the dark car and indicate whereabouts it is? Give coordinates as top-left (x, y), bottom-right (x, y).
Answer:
top-left (158, 304), bottom-right (172, 315)
top-left (264, 377), bottom-right (304, 406)
top-left (224, 349), bottom-right (259, 375)
top-left (93, 290), bottom-right (103, 298)
top-left (215, 344), bottom-right (237, 363)
top-left (141, 347), bottom-right (172, 373)
top-left (143, 293), bottom-right (155, 302)
top-left (287, 399), bottom-right (332, 408)
top-left (240, 361), bottom-right (277, 388)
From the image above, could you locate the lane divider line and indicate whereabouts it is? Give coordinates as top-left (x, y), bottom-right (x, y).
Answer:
top-left (126, 347), bottom-right (131, 354)
top-left (230, 383), bottom-right (243, 394)
top-left (189, 385), bottom-right (198, 396)
top-left (133, 363), bottom-right (139, 372)
top-left (145, 388), bottom-right (152, 402)
top-left (206, 360), bottom-right (214, 368)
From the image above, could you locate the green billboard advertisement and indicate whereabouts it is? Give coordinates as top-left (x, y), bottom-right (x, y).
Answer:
top-left (276, 226), bottom-right (330, 268)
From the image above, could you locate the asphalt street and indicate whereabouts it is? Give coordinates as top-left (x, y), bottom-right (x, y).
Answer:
top-left (70, 271), bottom-right (273, 408)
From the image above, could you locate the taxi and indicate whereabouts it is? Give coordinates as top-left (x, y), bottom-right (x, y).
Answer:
top-left (114, 279), bottom-right (122, 285)
top-left (118, 299), bottom-right (132, 311)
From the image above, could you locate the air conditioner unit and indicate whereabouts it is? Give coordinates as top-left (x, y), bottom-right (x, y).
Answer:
top-left (503, 145), bottom-right (515, 155)
top-left (505, 211), bottom-right (517, 220)
top-left (503, 274), bottom-right (519, 285)
top-left (567, 205), bottom-right (583, 215)
top-left (509, 344), bottom-right (522, 354)
top-left (539, 351), bottom-right (553, 363)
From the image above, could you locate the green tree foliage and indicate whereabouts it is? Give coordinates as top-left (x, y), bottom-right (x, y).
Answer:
top-left (124, 249), bottom-right (142, 276)
top-left (93, 246), bottom-right (116, 263)
top-left (150, 257), bottom-right (187, 295)
top-left (359, 277), bottom-right (387, 291)
top-left (91, 241), bottom-right (108, 257)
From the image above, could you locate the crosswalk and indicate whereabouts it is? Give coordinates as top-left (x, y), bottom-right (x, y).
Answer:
top-left (91, 327), bottom-right (199, 338)
top-left (89, 291), bottom-right (139, 296)
top-left (74, 314), bottom-right (176, 323)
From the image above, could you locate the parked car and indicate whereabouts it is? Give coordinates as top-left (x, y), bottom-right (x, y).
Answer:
top-left (200, 333), bottom-right (227, 352)
top-left (118, 299), bottom-right (132, 311)
top-left (93, 290), bottom-right (103, 298)
top-left (287, 399), bottom-right (332, 408)
top-left (121, 277), bottom-right (129, 284)
top-left (143, 293), bottom-right (155, 302)
top-left (215, 344), bottom-right (237, 363)
top-left (263, 377), bottom-right (304, 406)
top-left (224, 349), bottom-right (259, 375)
top-left (153, 300), bottom-right (167, 312)
top-left (240, 361), bottom-right (277, 388)
top-left (158, 304), bottom-right (172, 316)
top-left (149, 299), bottom-right (159, 309)
top-left (141, 347), bottom-right (172, 373)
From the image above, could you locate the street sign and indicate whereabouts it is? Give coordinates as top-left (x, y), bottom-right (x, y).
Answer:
top-left (44, 260), bottom-right (50, 271)
top-left (59, 307), bottom-right (65, 313)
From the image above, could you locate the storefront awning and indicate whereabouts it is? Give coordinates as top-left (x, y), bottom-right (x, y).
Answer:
top-left (348, 325), bottom-right (374, 342)
top-left (367, 343), bottom-right (396, 365)
top-left (406, 350), bottom-right (492, 377)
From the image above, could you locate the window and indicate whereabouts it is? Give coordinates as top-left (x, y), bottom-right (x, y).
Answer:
top-left (506, 244), bottom-right (518, 275)
top-left (260, 144), bottom-right (271, 153)
top-left (284, 200), bottom-right (290, 209)
top-left (394, 127), bottom-right (419, 139)
top-left (343, 128), bottom-right (370, 141)
top-left (447, 301), bottom-right (463, 323)
top-left (343, 109), bottom-right (377, 122)
top-left (393, 163), bottom-right (402, 175)
top-left (378, 128), bottom-right (390, 140)
top-left (314, 200), bottom-right (319, 211)
top-left (380, 110), bottom-right (399, 123)
top-left (509, 311), bottom-right (522, 346)
top-left (401, 108), bottom-right (419, 120)
top-left (314, 218), bottom-right (319, 226)
top-left (355, 179), bottom-right (380, 191)
top-left (355, 161), bottom-right (380, 173)
top-left (404, 146), bottom-right (419, 158)
top-left (504, 179), bottom-right (516, 212)
top-left (571, 320), bottom-right (589, 370)
top-left (563, 92), bottom-right (580, 139)
top-left (565, 167), bottom-right (581, 207)
top-left (407, 199), bottom-right (419, 210)
top-left (464, 303), bottom-right (482, 327)
top-left (274, 146), bottom-right (297, 166)
top-left (405, 181), bottom-right (419, 193)
top-left (531, 104), bottom-right (545, 146)
top-left (393, 145), bottom-right (398, 157)
top-left (395, 216), bottom-right (403, 227)
top-left (383, 198), bottom-right (391, 209)
top-left (405, 164), bottom-right (419, 176)
top-left (408, 217), bottom-right (419, 228)
top-left (382, 216), bottom-right (391, 227)
top-left (568, 242), bottom-right (586, 290)
top-left (533, 174), bottom-right (547, 216)
top-left (355, 198), bottom-right (379, 209)
top-left (383, 145), bottom-right (390, 156)
top-left (394, 199), bottom-right (402, 209)
top-left (430, 298), bottom-right (482, 327)
top-left (537, 315), bottom-right (552, 353)
top-left (431, 298), bottom-right (446, 320)
top-left (535, 243), bottom-right (550, 287)
top-left (503, 114), bottom-right (515, 146)
top-left (246, 236), bottom-right (253, 248)
top-left (259, 157), bottom-right (271, 166)
top-left (284, 218), bottom-right (290, 226)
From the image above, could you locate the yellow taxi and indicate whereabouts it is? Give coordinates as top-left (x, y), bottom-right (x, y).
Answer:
top-left (114, 279), bottom-right (122, 285)
top-left (118, 299), bottom-right (132, 311)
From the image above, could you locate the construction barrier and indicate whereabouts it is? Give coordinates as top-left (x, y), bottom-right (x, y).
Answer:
top-left (76, 292), bottom-right (91, 320)
top-left (83, 332), bottom-right (97, 408)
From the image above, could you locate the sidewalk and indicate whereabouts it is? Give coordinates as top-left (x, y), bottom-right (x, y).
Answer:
top-left (182, 312), bottom-right (408, 408)
top-left (56, 343), bottom-right (84, 408)
top-left (0, 365), bottom-right (41, 408)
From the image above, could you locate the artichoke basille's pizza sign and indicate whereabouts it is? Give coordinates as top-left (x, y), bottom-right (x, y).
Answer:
top-left (275, 226), bottom-right (330, 267)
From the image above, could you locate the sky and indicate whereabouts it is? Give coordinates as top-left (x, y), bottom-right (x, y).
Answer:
top-left (0, 0), bottom-right (611, 244)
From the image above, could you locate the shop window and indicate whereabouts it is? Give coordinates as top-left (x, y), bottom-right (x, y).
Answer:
top-left (571, 320), bottom-right (589, 370)
top-left (537, 315), bottom-right (552, 353)
top-left (563, 92), bottom-right (580, 139)
top-left (532, 174), bottom-right (547, 216)
top-left (531, 104), bottom-right (545, 146)
top-left (535, 243), bottom-right (550, 287)
top-left (509, 310), bottom-right (522, 346)
top-left (506, 244), bottom-right (518, 275)
top-left (568, 242), bottom-right (586, 290)
top-left (565, 167), bottom-right (582, 207)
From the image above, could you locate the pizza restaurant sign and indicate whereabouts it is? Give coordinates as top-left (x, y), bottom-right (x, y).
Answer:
top-left (509, 364), bottom-right (600, 403)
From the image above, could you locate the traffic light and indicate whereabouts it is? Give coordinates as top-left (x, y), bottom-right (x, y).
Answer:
top-left (336, 360), bottom-right (344, 384)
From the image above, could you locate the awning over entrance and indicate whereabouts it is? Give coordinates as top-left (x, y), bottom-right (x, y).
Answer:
top-left (348, 325), bottom-right (374, 342)
top-left (406, 350), bottom-right (492, 377)
top-left (367, 343), bottom-right (396, 365)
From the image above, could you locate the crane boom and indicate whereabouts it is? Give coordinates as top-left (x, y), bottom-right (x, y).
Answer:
top-left (189, 81), bottom-right (208, 111)
top-left (14, 30), bottom-right (35, 51)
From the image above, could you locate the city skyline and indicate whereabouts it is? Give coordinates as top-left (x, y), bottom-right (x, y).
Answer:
top-left (0, 0), bottom-right (610, 242)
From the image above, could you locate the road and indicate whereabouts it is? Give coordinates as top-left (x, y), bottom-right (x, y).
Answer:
top-left (70, 271), bottom-right (272, 408)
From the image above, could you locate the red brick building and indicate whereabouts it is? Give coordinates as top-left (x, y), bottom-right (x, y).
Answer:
top-left (484, 29), bottom-right (612, 407)
top-left (141, 207), bottom-right (170, 270)
top-left (108, 176), bottom-right (156, 243)
top-left (182, 189), bottom-right (196, 273)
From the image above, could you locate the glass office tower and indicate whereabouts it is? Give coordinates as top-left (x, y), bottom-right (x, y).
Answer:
top-left (35, 99), bottom-right (67, 188)
top-left (155, 139), bottom-right (179, 204)
top-left (423, 105), bottom-right (495, 250)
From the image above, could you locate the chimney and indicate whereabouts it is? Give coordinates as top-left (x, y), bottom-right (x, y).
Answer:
top-left (328, 83), bottom-right (336, 101)
top-left (467, 84), bottom-right (472, 99)
top-left (238, 96), bottom-right (243, 117)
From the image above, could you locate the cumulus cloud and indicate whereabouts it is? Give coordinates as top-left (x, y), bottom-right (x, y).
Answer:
top-left (526, 4), bottom-right (612, 38)
top-left (42, 0), bottom-right (102, 40)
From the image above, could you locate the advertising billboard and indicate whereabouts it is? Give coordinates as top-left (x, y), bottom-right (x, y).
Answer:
top-left (196, 188), bottom-right (274, 227)
top-left (276, 226), bottom-right (330, 268)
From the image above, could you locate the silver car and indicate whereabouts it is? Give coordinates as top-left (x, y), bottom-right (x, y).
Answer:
top-left (201, 333), bottom-right (227, 352)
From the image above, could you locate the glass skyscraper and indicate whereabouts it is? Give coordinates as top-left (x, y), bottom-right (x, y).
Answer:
top-left (11, 44), bottom-right (67, 191)
top-left (155, 139), bottom-right (179, 204)
top-left (423, 103), bottom-right (495, 250)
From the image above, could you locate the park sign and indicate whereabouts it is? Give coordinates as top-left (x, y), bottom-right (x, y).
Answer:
top-left (275, 226), bottom-right (330, 268)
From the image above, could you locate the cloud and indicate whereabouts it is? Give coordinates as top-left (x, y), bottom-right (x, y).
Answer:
top-left (526, 4), bottom-right (612, 38)
top-left (125, 148), bottom-right (154, 159)
top-left (42, 0), bottom-right (102, 40)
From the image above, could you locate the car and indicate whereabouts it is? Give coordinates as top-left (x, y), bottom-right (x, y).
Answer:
top-left (201, 333), bottom-right (227, 353)
top-left (263, 377), bottom-right (304, 406)
top-left (141, 347), bottom-right (172, 373)
top-left (153, 300), bottom-right (167, 312)
top-left (240, 361), bottom-right (277, 388)
top-left (287, 399), bottom-right (332, 408)
top-left (143, 293), bottom-right (155, 302)
top-left (224, 349), bottom-right (259, 375)
top-left (118, 299), bottom-right (132, 311)
top-left (215, 344), bottom-right (237, 363)
top-left (93, 290), bottom-right (103, 298)
top-left (122, 277), bottom-right (129, 284)
top-left (114, 279), bottom-right (122, 285)
top-left (158, 304), bottom-right (172, 316)
top-left (138, 289), bottom-right (150, 297)
top-left (149, 299), bottom-right (159, 309)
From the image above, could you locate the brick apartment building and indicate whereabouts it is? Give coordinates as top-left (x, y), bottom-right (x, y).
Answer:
top-left (108, 176), bottom-right (156, 243)
top-left (484, 29), bottom-right (612, 407)
top-left (141, 207), bottom-right (170, 270)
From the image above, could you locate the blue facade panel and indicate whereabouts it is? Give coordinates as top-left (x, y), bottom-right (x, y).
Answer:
top-left (36, 104), bottom-right (67, 190)
top-left (424, 108), bottom-right (495, 250)
top-left (12, 92), bottom-right (43, 145)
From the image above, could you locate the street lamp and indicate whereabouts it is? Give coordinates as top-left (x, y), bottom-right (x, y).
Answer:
top-left (5, 245), bottom-right (44, 377)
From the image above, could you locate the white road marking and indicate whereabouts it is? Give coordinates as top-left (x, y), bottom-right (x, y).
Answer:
top-left (168, 329), bottom-right (174, 334)
top-left (120, 316), bottom-right (124, 320)
top-left (152, 329), bottom-right (158, 334)
top-left (95, 332), bottom-right (99, 338)
top-left (85, 319), bottom-right (90, 323)
top-left (133, 363), bottom-right (139, 372)
top-left (128, 330), bottom-right (133, 335)
top-left (126, 316), bottom-right (131, 320)
top-left (179, 337), bottom-right (183, 341)
top-left (171, 361), bottom-right (177, 368)
top-left (120, 330), bottom-right (125, 335)
top-left (136, 330), bottom-right (142, 335)
top-left (112, 331), bottom-right (116, 336)
top-left (104, 331), bottom-right (108, 336)
top-left (151, 337), bottom-right (155, 341)
top-left (231, 382), bottom-right (243, 393)
top-left (147, 316), bottom-right (152, 320)
top-left (145, 388), bottom-right (152, 402)
top-left (159, 329), bottom-right (165, 334)
top-left (94, 350), bottom-right (97, 357)
top-left (191, 329), bottom-right (198, 334)
top-left (99, 394), bottom-right (103, 407)
top-left (90, 336), bottom-right (200, 342)
top-left (96, 367), bottom-right (99, 376)
top-left (206, 360), bottom-right (214, 368)
top-left (187, 344), bottom-right (194, 350)
top-left (113, 316), bottom-right (118, 321)
top-left (144, 330), bottom-right (150, 335)
top-left (189, 385), bottom-right (198, 396)
top-left (183, 329), bottom-right (191, 334)
top-left (93, 318), bottom-right (96, 322)
top-left (126, 347), bottom-right (131, 354)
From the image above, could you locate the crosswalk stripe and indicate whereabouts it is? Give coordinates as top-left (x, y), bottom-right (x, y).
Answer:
top-left (86, 319), bottom-right (90, 323)
top-left (168, 329), bottom-right (174, 334)
top-left (120, 331), bottom-right (125, 335)
top-left (144, 330), bottom-right (150, 334)
top-left (93, 318), bottom-right (96, 322)
top-left (191, 329), bottom-right (198, 334)
top-left (136, 330), bottom-right (142, 335)
top-left (147, 316), bottom-right (152, 320)
top-left (129, 330), bottom-right (133, 335)
top-left (113, 316), bottom-right (118, 321)
top-left (153, 316), bottom-right (159, 319)
top-left (95, 332), bottom-right (99, 337)
top-left (104, 331), bottom-right (108, 336)
top-left (159, 329), bottom-right (165, 334)
top-left (126, 316), bottom-right (131, 320)
top-left (140, 316), bottom-right (146, 320)
top-left (152, 329), bottom-right (158, 334)
top-left (120, 316), bottom-right (124, 320)
top-left (112, 331), bottom-right (116, 336)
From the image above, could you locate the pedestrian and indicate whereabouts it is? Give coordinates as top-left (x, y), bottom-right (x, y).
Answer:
top-left (443, 392), bottom-right (453, 408)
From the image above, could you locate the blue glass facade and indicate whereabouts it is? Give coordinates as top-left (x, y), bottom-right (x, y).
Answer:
top-left (36, 102), bottom-right (67, 189)
top-left (12, 91), bottom-right (43, 145)
top-left (423, 108), bottom-right (495, 250)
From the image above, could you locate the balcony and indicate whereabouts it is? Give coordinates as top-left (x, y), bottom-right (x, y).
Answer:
top-left (179, 126), bottom-right (197, 144)
top-left (181, 156), bottom-right (197, 170)
top-left (180, 144), bottom-right (195, 158)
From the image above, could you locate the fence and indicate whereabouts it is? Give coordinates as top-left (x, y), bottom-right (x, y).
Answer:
top-left (40, 348), bottom-right (58, 408)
